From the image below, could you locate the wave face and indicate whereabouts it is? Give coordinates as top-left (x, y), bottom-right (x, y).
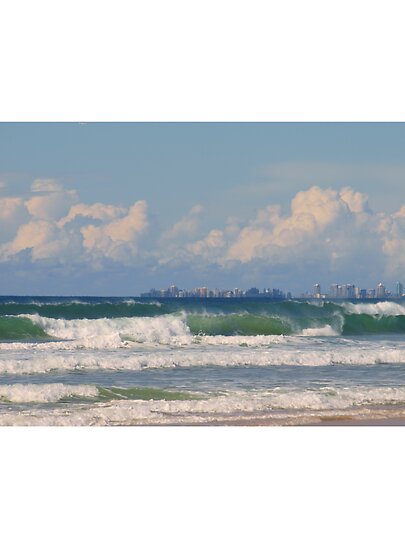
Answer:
top-left (0, 316), bottom-right (49, 341)
top-left (1, 298), bottom-right (405, 342)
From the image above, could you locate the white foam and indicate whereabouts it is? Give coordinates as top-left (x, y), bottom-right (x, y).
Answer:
top-left (342, 301), bottom-right (405, 316)
top-left (197, 334), bottom-right (288, 346)
top-left (1, 344), bottom-right (405, 374)
top-left (300, 324), bottom-right (339, 337)
top-left (21, 313), bottom-right (193, 347)
top-left (1, 385), bottom-right (405, 425)
top-left (0, 383), bottom-right (98, 403)
top-left (6, 314), bottom-right (340, 350)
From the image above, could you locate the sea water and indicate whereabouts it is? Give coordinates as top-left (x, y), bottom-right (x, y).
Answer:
top-left (1, 296), bottom-right (405, 425)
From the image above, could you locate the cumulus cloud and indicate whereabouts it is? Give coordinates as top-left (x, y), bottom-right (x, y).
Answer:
top-left (160, 186), bottom-right (399, 286)
top-left (0, 197), bottom-right (30, 242)
top-left (80, 200), bottom-right (148, 262)
top-left (162, 204), bottom-right (204, 241)
top-left (0, 180), bottom-right (149, 267)
top-left (225, 186), bottom-right (370, 263)
top-left (59, 202), bottom-right (126, 226)
top-left (3, 180), bottom-right (405, 287)
top-left (157, 204), bottom-right (205, 266)
top-left (25, 189), bottom-right (79, 220)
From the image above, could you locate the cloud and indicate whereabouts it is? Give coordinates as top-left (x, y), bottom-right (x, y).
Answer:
top-left (161, 186), bottom-right (395, 288)
top-left (3, 178), bottom-right (405, 290)
top-left (81, 200), bottom-right (148, 262)
top-left (0, 180), bottom-right (149, 267)
top-left (162, 204), bottom-right (204, 241)
top-left (0, 197), bottom-right (30, 242)
top-left (186, 229), bottom-right (226, 260)
top-left (25, 189), bottom-right (79, 220)
top-left (224, 186), bottom-right (369, 263)
top-left (59, 202), bottom-right (126, 226)
top-left (157, 204), bottom-right (205, 265)
top-left (31, 178), bottom-right (63, 192)
top-left (5, 220), bottom-right (77, 262)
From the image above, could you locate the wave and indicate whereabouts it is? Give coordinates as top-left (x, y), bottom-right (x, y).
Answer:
top-left (0, 383), bottom-right (198, 403)
top-left (342, 301), bottom-right (405, 316)
top-left (0, 300), bottom-right (169, 320)
top-left (0, 316), bottom-right (49, 341)
top-left (2, 345), bottom-right (405, 374)
top-left (20, 313), bottom-right (193, 346)
top-left (0, 383), bottom-right (98, 403)
top-left (2, 385), bottom-right (405, 425)
top-left (187, 313), bottom-right (291, 336)
top-left (1, 299), bottom-right (405, 344)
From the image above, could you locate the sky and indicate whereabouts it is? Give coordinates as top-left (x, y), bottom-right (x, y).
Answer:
top-left (1, 122), bottom-right (405, 295)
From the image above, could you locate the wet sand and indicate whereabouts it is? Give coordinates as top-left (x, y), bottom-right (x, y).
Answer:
top-left (161, 407), bottom-right (405, 426)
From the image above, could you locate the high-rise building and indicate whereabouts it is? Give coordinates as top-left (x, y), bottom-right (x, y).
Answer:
top-left (330, 284), bottom-right (338, 298)
top-left (376, 283), bottom-right (386, 299)
top-left (313, 283), bottom-right (321, 298)
top-left (346, 284), bottom-right (355, 299)
top-left (396, 281), bottom-right (403, 297)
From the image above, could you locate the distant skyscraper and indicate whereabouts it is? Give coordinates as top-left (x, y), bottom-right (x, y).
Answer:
top-left (330, 284), bottom-right (338, 298)
top-left (376, 283), bottom-right (386, 299)
top-left (396, 281), bottom-right (403, 297)
top-left (346, 284), bottom-right (355, 299)
top-left (313, 283), bottom-right (321, 298)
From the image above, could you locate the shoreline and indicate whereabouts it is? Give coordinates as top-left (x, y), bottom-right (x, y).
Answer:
top-left (151, 406), bottom-right (405, 427)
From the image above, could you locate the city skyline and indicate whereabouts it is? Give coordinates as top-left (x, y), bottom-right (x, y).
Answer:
top-left (141, 280), bottom-right (404, 300)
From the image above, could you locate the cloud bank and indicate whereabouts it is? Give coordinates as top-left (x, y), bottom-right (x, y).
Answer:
top-left (0, 182), bottom-right (148, 268)
top-left (0, 180), bottom-right (404, 289)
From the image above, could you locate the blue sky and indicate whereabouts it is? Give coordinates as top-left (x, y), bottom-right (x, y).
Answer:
top-left (1, 123), bottom-right (405, 295)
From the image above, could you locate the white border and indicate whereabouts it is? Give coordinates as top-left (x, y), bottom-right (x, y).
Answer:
top-left (1, 0), bottom-right (405, 121)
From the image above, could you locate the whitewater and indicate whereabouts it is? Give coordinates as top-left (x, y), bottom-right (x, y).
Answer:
top-left (1, 296), bottom-right (405, 425)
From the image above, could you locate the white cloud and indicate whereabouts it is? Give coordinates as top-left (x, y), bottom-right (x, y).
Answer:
top-left (25, 189), bottom-right (79, 220)
top-left (162, 204), bottom-right (204, 241)
top-left (31, 178), bottom-right (63, 192)
top-left (0, 197), bottom-right (30, 243)
top-left (0, 180), bottom-right (149, 267)
top-left (186, 229), bottom-right (226, 260)
top-left (59, 202), bottom-right (126, 226)
top-left (3, 179), bottom-right (405, 288)
top-left (160, 186), bottom-right (392, 287)
top-left (80, 200), bottom-right (148, 262)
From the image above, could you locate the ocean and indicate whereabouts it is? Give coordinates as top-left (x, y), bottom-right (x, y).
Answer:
top-left (1, 296), bottom-right (405, 425)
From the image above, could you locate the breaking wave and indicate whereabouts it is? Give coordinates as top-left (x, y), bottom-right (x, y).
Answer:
top-left (2, 345), bottom-right (405, 375)
top-left (0, 383), bottom-right (198, 403)
top-left (1, 385), bottom-right (405, 425)
top-left (0, 300), bottom-right (405, 344)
